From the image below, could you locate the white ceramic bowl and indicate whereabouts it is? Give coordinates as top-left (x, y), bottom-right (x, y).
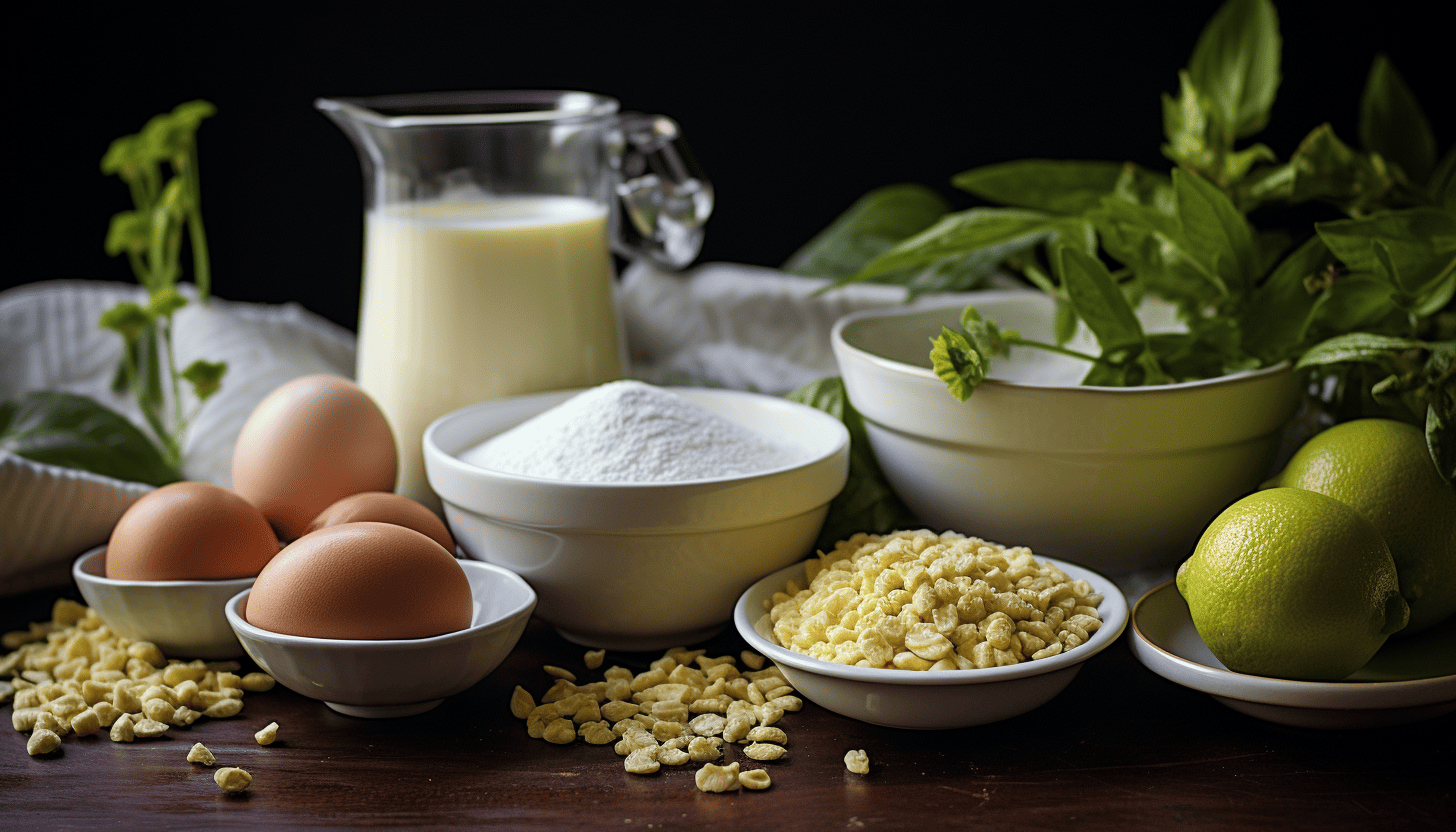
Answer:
top-left (72, 546), bottom-right (252, 660)
top-left (1130, 581), bottom-right (1456, 729)
top-left (734, 558), bottom-right (1129, 729)
top-left (830, 292), bottom-right (1301, 572)
top-left (226, 559), bottom-right (535, 718)
top-left (423, 387), bottom-right (850, 651)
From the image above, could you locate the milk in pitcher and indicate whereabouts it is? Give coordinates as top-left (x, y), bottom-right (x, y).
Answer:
top-left (357, 195), bottom-right (625, 509)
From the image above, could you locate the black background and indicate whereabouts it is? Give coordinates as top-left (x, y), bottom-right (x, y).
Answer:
top-left (10, 1), bottom-right (1452, 332)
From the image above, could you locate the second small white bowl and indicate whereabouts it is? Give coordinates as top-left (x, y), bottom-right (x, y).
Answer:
top-left (423, 387), bottom-right (850, 651)
top-left (72, 546), bottom-right (252, 660)
top-left (226, 559), bottom-right (536, 718)
top-left (734, 558), bottom-right (1128, 729)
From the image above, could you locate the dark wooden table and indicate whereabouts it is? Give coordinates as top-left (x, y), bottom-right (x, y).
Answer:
top-left (3, 581), bottom-right (1452, 831)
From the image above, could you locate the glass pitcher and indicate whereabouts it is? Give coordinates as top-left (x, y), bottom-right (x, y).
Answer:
top-left (317, 91), bottom-right (712, 511)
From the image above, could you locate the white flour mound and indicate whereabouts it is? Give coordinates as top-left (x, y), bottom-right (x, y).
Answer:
top-left (461, 380), bottom-right (805, 483)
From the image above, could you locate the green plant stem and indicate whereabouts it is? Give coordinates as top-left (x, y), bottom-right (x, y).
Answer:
top-left (182, 138), bottom-right (211, 300)
top-left (1006, 335), bottom-right (1102, 364)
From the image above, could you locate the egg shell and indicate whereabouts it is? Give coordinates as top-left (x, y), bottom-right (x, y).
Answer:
top-left (245, 521), bottom-right (473, 640)
top-left (308, 491), bottom-right (455, 553)
top-left (106, 481), bottom-right (280, 581)
top-left (232, 374), bottom-right (397, 541)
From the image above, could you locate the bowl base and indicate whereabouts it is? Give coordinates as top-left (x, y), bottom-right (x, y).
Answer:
top-left (554, 623), bottom-right (725, 652)
top-left (326, 699), bottom-right (444, 719)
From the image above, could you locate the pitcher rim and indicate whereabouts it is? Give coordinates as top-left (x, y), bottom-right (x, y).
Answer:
top-left (314, 90), bottom-right (619, 127)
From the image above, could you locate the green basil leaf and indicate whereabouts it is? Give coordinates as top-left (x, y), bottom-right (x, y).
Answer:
top-left (784, 378), bottom-right (918, 549)
top-left (1173, 168), bottom-right (1258, 295)
top-left (1317, 208), bottom-right (1456, 313)
top-left (1241, 235), bottom-right (1333, 362)
top-left (1432, 148), bottom-right (1456, 210)
top-left (784, 183), bottom-right (950, 281)
top-left (1308, 274), bottom-right (1404, 336)
top-left (1187, 0), bottom-right (1282, 140)
top-left (1428, 404), bottom-right (1453, 487)
top-left (1161, 71), bottom-right (1219, 173)
top-left (853, 208), bottom-right (1059, 281)
top-left (1295, 332), bottom-right (1428, 369)
top-left (1287, 124), bottom-right (1396, 214)
top-left (181, 359), bottom-right (228, 402)
top-left (1091, 196), bottom-right (1218, 309)
top-left (1359, 55), bottom-right (1437, 186)
top-left (0, 391), bottom-right (179, 487)
top-left (1055, 245), bottom-right (1146, 353)
top-left (952, 160), bottom-right (1127, 214)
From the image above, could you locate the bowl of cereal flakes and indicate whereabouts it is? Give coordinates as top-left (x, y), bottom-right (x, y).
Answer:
top-left (733, 529), bottom-right (1129, 729)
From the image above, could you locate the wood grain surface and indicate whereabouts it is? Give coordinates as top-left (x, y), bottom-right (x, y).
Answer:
top-left (3, 583), bottom-right (1452, 831)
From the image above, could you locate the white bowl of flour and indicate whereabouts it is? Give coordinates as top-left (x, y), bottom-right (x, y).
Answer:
top-left (422, 381), bottom-right (850, 650)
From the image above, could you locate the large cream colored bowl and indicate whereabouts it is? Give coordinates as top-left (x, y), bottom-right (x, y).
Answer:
top-left (831, 293), bottom-right (1301, 572)
top-left (423, 387), bottom-right (850, 651)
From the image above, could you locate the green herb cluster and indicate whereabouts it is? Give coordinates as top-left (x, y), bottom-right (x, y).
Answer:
top-left (788, 0), bottom-right (1453, 483)
top-left (1, 102), bottom-right (226, 486)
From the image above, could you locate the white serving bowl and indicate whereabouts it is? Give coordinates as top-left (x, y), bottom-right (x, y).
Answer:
top-left (422, 387), bottom-right (850, 651)
top-left (734, 558), bottom-right (1128, 729)
top-left (830, 293), bottom-right (1301, 572)
top-left (72, 546), bottom-right (252, 660)
top-left (225, 559), bottom-right (535, 718)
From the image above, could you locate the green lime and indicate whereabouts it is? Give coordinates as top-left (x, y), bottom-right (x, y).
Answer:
top-left (1176, 487), bottom-right (1408, 681)
top-left (1267, 418), bottom-right (1456, 634)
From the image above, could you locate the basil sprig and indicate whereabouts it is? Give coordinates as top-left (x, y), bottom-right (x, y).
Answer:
top-left (4, 102), bottom-right (228, 485)
top-left (785, 0), bottom-right (1454, 482)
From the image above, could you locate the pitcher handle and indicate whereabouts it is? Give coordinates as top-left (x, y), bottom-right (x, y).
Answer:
top-left (611, 113), bottom-right (714, 269)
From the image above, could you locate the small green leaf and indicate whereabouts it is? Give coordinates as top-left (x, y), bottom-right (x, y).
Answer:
top-left (784, 183), bottom-right (950, 281)
top-left (852, 208), bottom-right (1061, 282)
top-left (146, 287), bottom-right (188, 319)
top-left (181, 359), bottom-right (228, 402)
top-left (0, 391), bottom-right (180, 487)
top-left (1317, 208), bottom-right (1456, 315)
top-left (1055, 245), bottom-right (1146, 354)
top-left (104, 211), bottom-right (150, 257)
top-left (952, 160), bottom-right (1128, 215)
top-left (1173, 168), bottom-right (1259, 295)
top-left (1186, 0), bottom-right (1282, 140)
top-left (930, 327), bottom-right (987, 402)
top-left (1287, 124), bottom-right (1397, 214)
top-left (1360, 55), bottom-right (1437, 186)
top-left (98, 301), bottom-right (152, 341)
top-left (1295, 332), bottom-right (1428, 368)
top-left (1241, 236), bottom-right (1334, 362)
top-left (1161, 71), bottom-right (1218, 172)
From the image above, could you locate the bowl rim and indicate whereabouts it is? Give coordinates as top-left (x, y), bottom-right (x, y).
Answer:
top-left (831, 298), bottom-right (1293, 395)
top-left (224, 559), bottom-right (537, 651)
top-left (73, 545), bottom-right (257, 590)
top-left (733, 554), bottom-right (1129, 687)
top-left (423, 385), bottom-right (850, 491)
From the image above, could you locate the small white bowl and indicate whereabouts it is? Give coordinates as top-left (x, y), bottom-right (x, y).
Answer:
top-left (733, 558), bottom-right (1129, 729)
top-left (72, 546), bottom-right (252, 660)
top-left (423, 387), bottom-right (850, 651)
top-left (831, 293), bottom-right (1301, 572)
top-left (226, 559), bottom-right (535, 718)
top-left (1130, 581), bottom-right (1456, 729)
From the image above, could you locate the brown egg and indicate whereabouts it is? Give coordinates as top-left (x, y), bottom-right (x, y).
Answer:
top-left (231, 374), bottom-right (397, 541)
top-left (244, 522), bottom-right (473, 640)
top-left (308, 491), bottom-right (455, 553)
top-left (106, 481), bottom-right (280, 581)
